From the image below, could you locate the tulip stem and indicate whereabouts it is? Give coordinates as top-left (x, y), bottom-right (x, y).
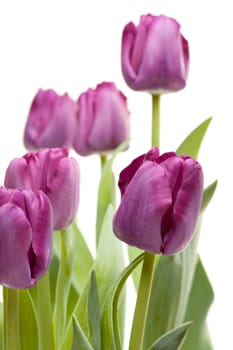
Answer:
top-left (129, 252), bottom-right (159, 350)
top-left (36, 271), bottom-right (55, 350)
top-left (3, 287), bottom-right (20, 350)
top-left (152, 94), bottom-right (160, 147)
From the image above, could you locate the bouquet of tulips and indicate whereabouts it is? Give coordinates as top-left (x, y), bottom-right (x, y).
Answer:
top-left (0, 14), bottom-right (216, 350)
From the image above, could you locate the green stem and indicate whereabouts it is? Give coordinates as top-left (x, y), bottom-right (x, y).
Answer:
top-left (36, 271), bottom-right (55, 350)
top-left (129, 94), bottom-right (161, 349)
top-left (151, 94), bottom-right (160, 147)
top-left (3, 287), bottom-right (20, 350)
top-left (53, 229), bottom-right (73, 349)
top-left (100, 154), bottom-right (107, 171)
top-left (129, 253), bottom-right (159, 350)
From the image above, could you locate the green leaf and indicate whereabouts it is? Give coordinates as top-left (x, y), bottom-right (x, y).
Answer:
top-left (201, 180), bottom-right (217, 213)
top-left (128, 245), bottom-right (143, 290)
top-left (96, 141), bottom-right (128, 245)
top-left (143, 218), bottom-right (202, 349)
top-left (53, 222), bottom-right (93, 296)
top-left (95, 205), bottom-right (125, 349)
top-left (18, 290), bottom-right (39, 350)
top-left (101, 253), bottom-right (144, 350)
top-left (71, 316), bottom-right (94, 350)
top-left (0, 303), bottom-right (3, 350)
top-left (149, 322), bottom-right (192, 350)
top-left (176, 117), bottom-right (212, 159)
top-left (88, 271), bottom-right (101, 350)
top-left (181, 258), bottom-right (214, 350)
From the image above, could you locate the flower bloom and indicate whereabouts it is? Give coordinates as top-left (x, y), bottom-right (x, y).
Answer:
top-left (24, 89), bottom-right (77, 150)
top-left (73, 82), bottom-right (130, 156)
top-left (113, 147), bottom-right (203, 255)
top-left (4, 148), bottom-right (80, 230)
top-left (121, 14), bottom-right (189, 93)
top-left (0, 187), bottom-right (53, 288)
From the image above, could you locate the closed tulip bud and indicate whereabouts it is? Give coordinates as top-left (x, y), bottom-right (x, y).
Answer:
top-left (113, 148), bottom-right (203, 255)
top-left (121, 14), bottom-right (189, 93)
top-left (0, 187), bottom-right (53, 289)
top-left (4, 148), bottom-right (80, 230)
top-left (24, 89), bottom-right (77, 150)
top-left (73, 82), bottom-right (130, 156)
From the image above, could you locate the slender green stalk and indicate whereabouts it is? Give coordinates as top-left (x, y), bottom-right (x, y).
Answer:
top-left (36, 271), bottom-right (55, 350)
top-left (53, 229), bottom-right (73, 349)
top-left (100, 154), bottom-right (107, 171)
top-left (3, 287), bottom-right (20, 350)
top-left (151, 94), bottom-right (160, 147)
top-left (129, 94), bottom-right (161, 349)
top-left (129, 253), bottom-right (159, 350)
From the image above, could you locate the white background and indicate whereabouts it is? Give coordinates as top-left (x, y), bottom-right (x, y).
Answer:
top-left (0, 1), bottom-right (232, 349)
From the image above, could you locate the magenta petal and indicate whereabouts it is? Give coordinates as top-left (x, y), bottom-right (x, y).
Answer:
top-left (113, 161), bottom-right (172, 253)
top-left (162, 158), bottom-right (203, 255)
top-left (0, 203), bottom-right (33, 288)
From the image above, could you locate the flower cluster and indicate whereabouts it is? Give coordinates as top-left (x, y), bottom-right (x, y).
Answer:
top-left (0, 12), bottom-right (215, 350)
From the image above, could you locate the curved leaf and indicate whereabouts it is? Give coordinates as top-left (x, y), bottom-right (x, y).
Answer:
top-left (149, 322), bottom-right (192, 350)
top-left (71, 316), bottom-right (94, 350)
top-left (176, 117), bottom-right (212, 159)
top-left (19, 290), bottom-right (39, 350)
top-left (88, 271), bottom-right (101, 350)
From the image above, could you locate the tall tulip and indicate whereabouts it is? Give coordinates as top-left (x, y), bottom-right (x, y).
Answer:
top-left (24, 89), bottom-right (77, 150)
top-left (0, 187), bottom-right (53, 289)
top-left (121, 14), bottom-right (189, 93)
top-left (113, 147), bottom-right (203, 255)
top-left (73, 82), bottom-right (130, 156)
top-left (4, 148), bottom-right (80, 230)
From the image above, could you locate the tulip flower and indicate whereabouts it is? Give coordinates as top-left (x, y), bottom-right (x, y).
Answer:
top-left (24, 89), bottom-right (77, 150)
top-left (113, 147), bottom-right (203, 255)
top-left (121, 14), bottom-right (189, 93)
top-left (73, 82), bottom-right (130, 156)
top-left (0, 187), bottom-right (53, 289)
top-left (4, 148), bottom-right (80, 230)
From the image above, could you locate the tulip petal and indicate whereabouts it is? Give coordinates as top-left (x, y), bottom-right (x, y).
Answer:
top-left (0, 203), bottom-right (33, 288)
top-left (113, 161), bottom-right (172, 253)
top-left (162, 158), bottom-right (203, 255)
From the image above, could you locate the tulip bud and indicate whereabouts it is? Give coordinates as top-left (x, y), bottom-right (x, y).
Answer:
top-left (0, 187), bottom-right (53, 289)
top-left (4, 148), bottom-right (80, 230)
top-left (121, 14), bottom-right (189, 93)
top-left (24, 89), bottom-right (77, 150)
top-left (113, 148), bottom-right (203, 255)
top-left (73, 82), bottom-right (130, 156)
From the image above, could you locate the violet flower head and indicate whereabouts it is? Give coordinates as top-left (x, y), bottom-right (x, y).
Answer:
top-left (113, 147), bottom-right (203, 255)
top-left (121, 14), bottom-right (189, 93)
top-left (4, 148), bottom-right (80, 231)
top-left (73, 82), bottom-right (130, 156)
top-left (0, 187), bottom-right (53, 289)
top-left (24, 89), bottom-right (77, 150)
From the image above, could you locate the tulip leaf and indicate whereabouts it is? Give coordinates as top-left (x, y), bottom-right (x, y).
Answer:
top-left (128, 245), bottom-right (143, 290)
top-left (176, 117), bottom-right (212, 159)
top-left (201, 180), bottom-right (217, 213)
top-left (0, 303), bottom-right (3, 350)
top-left (53, 222), bottom-right (93, 296)
top-left (18, 290), bottom-right (39, 350)
top-left (149, 321), bottom-right (192, 350)
top-left (88, 271), bottom-right (101, 350)
top-left (71, 316), bottom-right (94, 350)
top-left (96, 140), bottom-right (129, 245)
top-left (95, 205), bottom-right (125, 349)
top-left (143, 218), bottom-right (202, 349)
top-left (101, 252), bottom-right (144, 350)
top-left (182, 258), bottom-right (214, 350)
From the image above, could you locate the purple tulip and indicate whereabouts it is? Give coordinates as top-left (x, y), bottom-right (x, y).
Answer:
top-left (121, 14), bottom-right (189, 93)
top-left (24, 89), bottom-right (77, 150)
top-left (73, 82), bottom-right (130, 156)
top-left (0, 187), bottom-right (53, 288)
top-left (4, 148), bottom-right (80, 230)
top-left (113, 148), bottom-right (203, 255)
